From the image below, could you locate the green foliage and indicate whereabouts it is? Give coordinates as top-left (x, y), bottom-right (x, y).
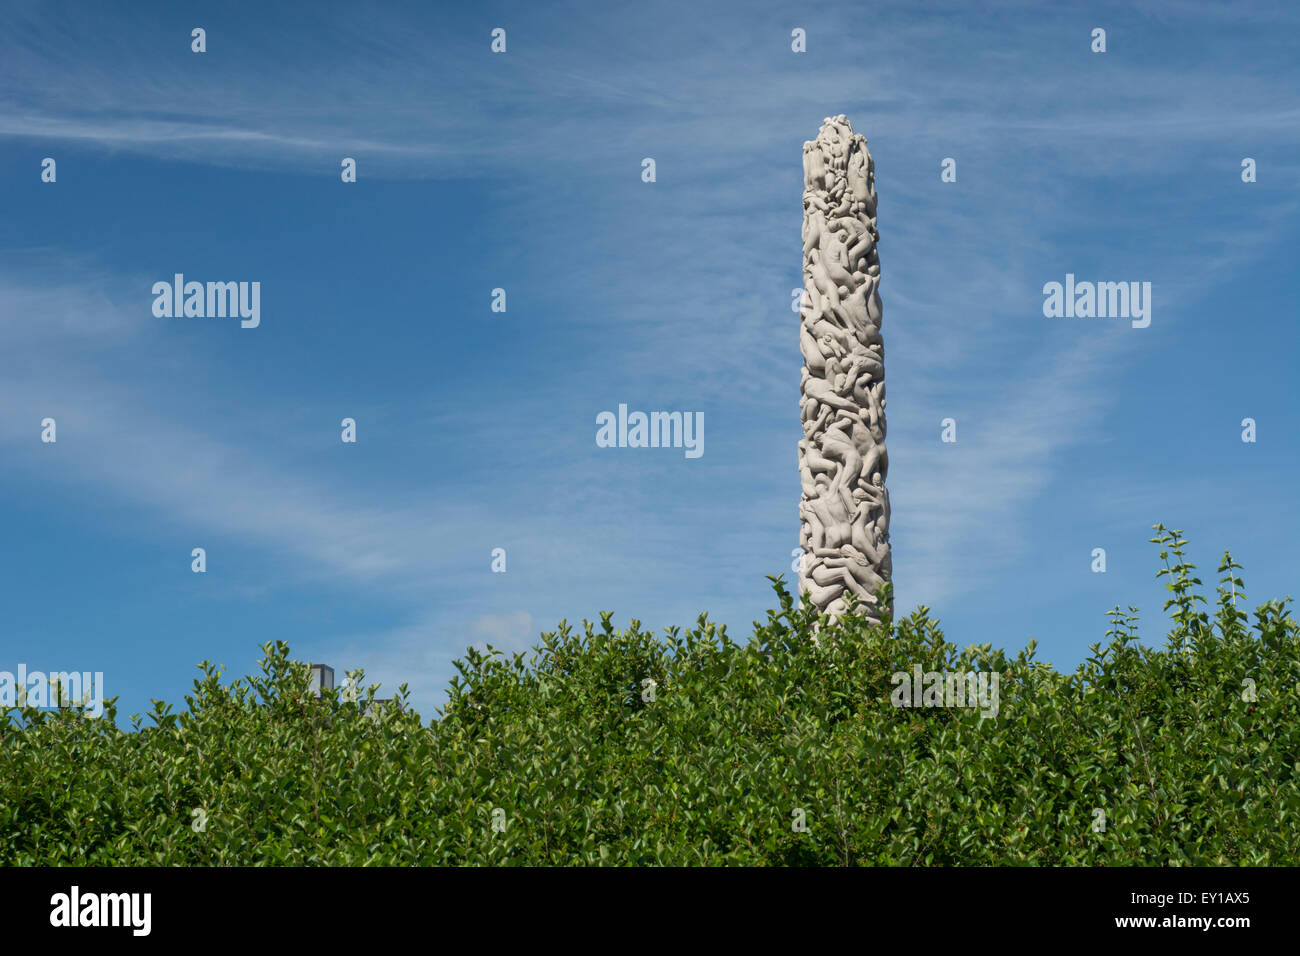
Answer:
top-left (3, 526), bottom-right (1297, 865)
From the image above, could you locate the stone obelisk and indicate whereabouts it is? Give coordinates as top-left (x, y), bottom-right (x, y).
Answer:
top-left (797, 115), bottom-right (891, 623)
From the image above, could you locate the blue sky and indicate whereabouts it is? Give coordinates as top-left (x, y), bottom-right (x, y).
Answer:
top-left (1, 0), bottom-right (1296, 723)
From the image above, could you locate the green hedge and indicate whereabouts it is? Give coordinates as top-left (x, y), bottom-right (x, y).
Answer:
top-left (3, 525), bottom-right (1297, 865)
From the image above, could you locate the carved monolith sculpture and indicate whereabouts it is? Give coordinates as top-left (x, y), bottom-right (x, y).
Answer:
top-left (797, 115), bottom-right (891, 623)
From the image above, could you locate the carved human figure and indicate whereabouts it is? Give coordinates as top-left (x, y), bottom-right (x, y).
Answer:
top-left (797, 116), bottom-right (889, 624)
